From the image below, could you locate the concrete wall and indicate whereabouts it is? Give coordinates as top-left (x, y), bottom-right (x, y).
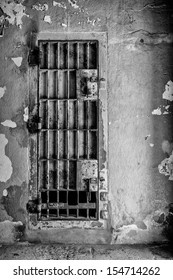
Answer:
top-left (0, 0), bottom-right (173, 244)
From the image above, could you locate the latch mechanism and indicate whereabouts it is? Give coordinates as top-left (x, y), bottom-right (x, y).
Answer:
top-left (77, 70), bottom-right (98, 98)
top-left (27, 199), bottom-right (38, 214)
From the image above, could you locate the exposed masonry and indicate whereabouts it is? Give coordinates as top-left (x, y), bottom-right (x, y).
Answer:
top-left (1, 120), bottom-right (17, 128)
top-left (0, 0), bottom-right (28, 29)
top-left (0, 86), bottom-right (6, 99)
top-left (0, 134), bottom-right (13, 182)
top-left (11, 57), bottom-right (23, 67)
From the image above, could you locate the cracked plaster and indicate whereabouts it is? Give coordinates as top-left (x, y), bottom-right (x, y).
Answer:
top-left (44, 15), bottom-right (52, 24)
top-left (162, 81), bottom-right (173, 102)
top-left (0, 86), bottom-right (6, 99)
top-left (11, 57), bottom-right (23, 67)
top-left (0, 0), bottom-right (29, 28)
top-left (1, 120), bottom-right (17, 128)
top-left (0, 134), bottom-right (13, 183)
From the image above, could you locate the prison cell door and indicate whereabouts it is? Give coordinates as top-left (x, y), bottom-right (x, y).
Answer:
top-left (37, 41), bottom-right (99, 221)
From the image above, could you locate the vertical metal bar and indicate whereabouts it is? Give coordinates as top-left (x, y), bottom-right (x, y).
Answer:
top-left (76, 101), bottom-right (79, 159)
top-left (38, 43), bottom-right (42, 220)
top-left (86, 101), bottom-right (89, 159)
top-left (57, 43), bottom-right (60, 216)
top-left (66, 43), bottom-right (70, 217)
top-left (77, 42), bottom-right (79, 70)
top-left (76, 42), bottom-right (80, 217)
top-left (47, 42), bottom-right (51, 219)
top-left (57, 43), bottom-right (60, 193)
top-left (87, 42), bottom-right (90, 69)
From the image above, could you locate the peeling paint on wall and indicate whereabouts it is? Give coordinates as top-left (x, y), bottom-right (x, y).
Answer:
top-left (3, 189), bottom-right (8, 197)
top-left (152, 107), bottom-right (162, 115)
top-left (158, 152), bottom-right (173, 180)
top-left (53, 1), bottom-right (67, 9)
top-left (62, 23), bottom-right (67, 28)
top-left (44, 15), bottom-right (52, 24)
top-left (1, 120), bottom-right (17, 128)
top-left (0, 134), bottom-right (13, 182)
top-left (68, 0), bottom-right (79, 9)
top-left (149, 143), bottom-right (154, 147)
top-left (32, 3), bottom-right (48, 11)
top-left (162, 81), bottom-right (173, 102)
top-left (0, 86), bottom-right (6, 99)
top-left (23, 107), bottom-right (29, 122)
top-left (152, 105), bottom-right (170, 115)
top-left (0, 0), bottom-right (29, 29)
top-left (11, 57), bottom-right (23, 67)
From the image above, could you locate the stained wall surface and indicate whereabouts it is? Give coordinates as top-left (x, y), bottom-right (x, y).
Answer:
top-left (0, 0), bottom-right (173, 244)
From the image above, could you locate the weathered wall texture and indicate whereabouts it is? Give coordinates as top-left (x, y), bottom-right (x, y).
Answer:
top-left (0, 0), bottom-right (173, 244)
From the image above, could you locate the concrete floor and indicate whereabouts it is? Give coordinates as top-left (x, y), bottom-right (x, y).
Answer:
top-left (0, 243), bottom-right (173, 260)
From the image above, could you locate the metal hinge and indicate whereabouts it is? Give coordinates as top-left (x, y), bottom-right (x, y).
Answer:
top-left (28, 47), bottom-right (40, 66)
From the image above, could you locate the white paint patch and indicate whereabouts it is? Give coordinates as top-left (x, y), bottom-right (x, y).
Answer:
top-left (32, 3), bottom-right (48, 11)
top-left (62, 23), bottom-right (67, 27)
top-left (23, 107), bottom-right (29, 122)
top-left (0, 134), bottom-right (13, 182)
top-left (163, 105), bottom-right (170, 114)
top-left (44, 15), bottom-right (52, 24)
top-left (53, 1), bottom-right (67, 9)
top-left (158, 151), bottom-right (173, 180)
top-left (152, 107), bottom-right (162, 115)
top-left (126, 44), bottom-right (138, 51)
top-left (0, 86), bottom-right (6, 99)
top-left (162, 80), bottom-right (173, 102)
top-left (11, 57), bottom-right (23, 67)
top-left (68, 0), bottom-right (79, 9)
top-left (3, 189), bottom-right (8, 197)
top-left (149, 143), bottom-right (154, 147)
top-left (0, 0), bottom-right (29, 28)
top-left (1, 120), bottom-right (17, 128)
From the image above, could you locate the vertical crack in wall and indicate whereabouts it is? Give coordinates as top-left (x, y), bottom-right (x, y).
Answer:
top-left (0, 134), bottom-right (13, 182)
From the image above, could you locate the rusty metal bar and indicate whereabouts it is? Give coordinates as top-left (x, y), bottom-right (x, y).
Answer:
top-left (47, 42), bottom-right (51, 218)
top-left (87, 42), bottom-right (90, 69)
top-left (86, 101), bottom-right (89, 159)
top-left (77, 43), bottom-right (79, 70)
